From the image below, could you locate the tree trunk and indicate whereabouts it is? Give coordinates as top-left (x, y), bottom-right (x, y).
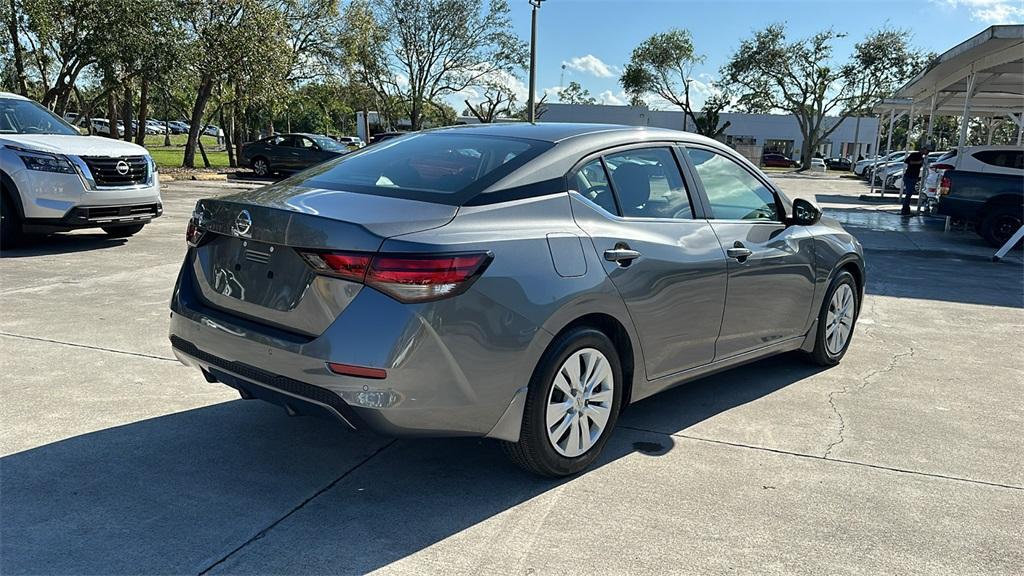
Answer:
top-left (135, 78), bottom-right (149, 146)
top-left (221, 105), bottom-right (235, 168)
top-left (182, 78), bottom-right (213, 168)
top-left (7, 0), bottom-right (28, 96)
top-left (233, 85), bottom-right (243, 165)
top-left (121, 83), bottom-right (134, 142)
top-left (197, 138), bottom-right (211, 168)
top-left (107, 91), bottom-right (119, 139)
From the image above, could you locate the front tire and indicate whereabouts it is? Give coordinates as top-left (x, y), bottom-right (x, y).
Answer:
top-left (1, 189), bottom-right (22, 250)
top-left (503, 327), bottom-right (623, 477)
top-left (805, 270), bottom-right (859, 366)
top-left (102, 224), bottom-right (145, 238)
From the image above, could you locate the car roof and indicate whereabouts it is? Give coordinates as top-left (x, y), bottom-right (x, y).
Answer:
top-left (0, 92), bottom-right (31, 101)
top-left (425, 122), bottom-right (721, 146)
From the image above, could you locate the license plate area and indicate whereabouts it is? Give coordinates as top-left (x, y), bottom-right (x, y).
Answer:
top-left (197, 235), bottom-right (315, 312)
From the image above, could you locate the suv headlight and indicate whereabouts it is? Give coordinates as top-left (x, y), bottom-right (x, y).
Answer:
top-left (15, 150), bottom-right (76, 174)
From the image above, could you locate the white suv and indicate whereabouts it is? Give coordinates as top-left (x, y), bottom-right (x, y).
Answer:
top-left (0, 92), bottom-right (161, 248)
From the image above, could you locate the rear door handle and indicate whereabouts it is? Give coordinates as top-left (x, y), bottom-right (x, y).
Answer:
top-left (726, 246), bottom-right (753, 261)
top-left (604, 248), bottom-right (642, 264)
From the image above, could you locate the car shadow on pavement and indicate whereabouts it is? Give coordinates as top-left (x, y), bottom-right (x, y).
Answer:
top-left (0, 355), bottom-right (822, 575)
top-left (0, 233), bottom-right (128, 258)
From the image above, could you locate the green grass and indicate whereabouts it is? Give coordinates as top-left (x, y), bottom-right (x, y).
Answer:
top-left (149, 147), bottom-right (231, 170)
top-left (142, 133), bottom-right (230, 169)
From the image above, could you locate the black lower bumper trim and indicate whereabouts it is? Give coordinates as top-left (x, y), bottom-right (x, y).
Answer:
top-left (170, 335), bottom-right (363, 429)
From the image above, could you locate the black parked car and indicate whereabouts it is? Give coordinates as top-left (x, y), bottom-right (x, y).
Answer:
top-left (825, 157), bottom-right (853, 171)
top-left (240, 133), bottom-right (348, 177)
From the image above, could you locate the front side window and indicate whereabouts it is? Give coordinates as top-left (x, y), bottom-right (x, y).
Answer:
top-left (572, 158), bottom-right (618, 215)
top-left (604, 148), bottom-right (692, 219)
top-left (686, 148), bottom-right (778, 221)
top-left (0, 98), bottom-right (80, 135)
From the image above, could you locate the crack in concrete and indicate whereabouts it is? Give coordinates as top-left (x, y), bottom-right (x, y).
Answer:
top-left (823, 346), bottom-right (915, 459)
top-left (619, 424), bottom-right (1023, 492)
top-left (0, 332), bottom-right (178, 362)
top-left (197, 439), bottom-right (397, 575)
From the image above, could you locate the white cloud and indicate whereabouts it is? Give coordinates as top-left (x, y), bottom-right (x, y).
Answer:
top-left (562, 55), bottom-right (618, 78)
top-left (932, 0), bottom-right (1024, 23)
top-left (598, 90), bottom-right (626, 106)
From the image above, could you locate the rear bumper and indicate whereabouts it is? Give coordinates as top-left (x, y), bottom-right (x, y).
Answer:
top-left (168, 254), bottom-right (546, 438)
top-left (170, 335), bottom-right (365, 429)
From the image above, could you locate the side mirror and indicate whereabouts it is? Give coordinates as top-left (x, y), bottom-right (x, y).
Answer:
top-left (790, 198), bottom-right (822, 226)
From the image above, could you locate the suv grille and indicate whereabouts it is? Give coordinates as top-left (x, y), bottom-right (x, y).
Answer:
top-left (81, 156), bottom-right (149, 186)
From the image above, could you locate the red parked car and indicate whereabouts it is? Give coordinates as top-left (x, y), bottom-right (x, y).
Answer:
top-left (761, 153), bottom-right (798, 168)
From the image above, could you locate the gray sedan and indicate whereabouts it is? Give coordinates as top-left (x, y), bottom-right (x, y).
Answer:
top-left (170, 124), bottom-right (864, 476)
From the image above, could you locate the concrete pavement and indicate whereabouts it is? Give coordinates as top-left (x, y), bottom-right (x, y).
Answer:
top-left (1, 175), bottom-right (1021, 575)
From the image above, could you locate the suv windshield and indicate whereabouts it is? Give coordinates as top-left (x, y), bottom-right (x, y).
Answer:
top-left (0, 98), bottom-right (80, 135)
top-left (299, 132), bottom-right (551, 204)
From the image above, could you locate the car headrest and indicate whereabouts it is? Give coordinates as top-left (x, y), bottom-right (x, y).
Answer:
top-left (612, 163), bottom-right (650, 209)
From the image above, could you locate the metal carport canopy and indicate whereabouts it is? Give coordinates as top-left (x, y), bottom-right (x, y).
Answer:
top-left (872, 25), bottom-right (1024, 150)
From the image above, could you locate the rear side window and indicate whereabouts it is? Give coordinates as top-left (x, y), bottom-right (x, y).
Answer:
top-left (604, 148), bottom-right (692, 219)
top-left (973, 150), bottom-right (1023, 169)
top-left (301, 133), bottom-right (551, 204)
top-left (572, 158), bottom-right (618, 215)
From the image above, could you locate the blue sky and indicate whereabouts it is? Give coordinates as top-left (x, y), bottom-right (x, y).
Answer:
top-left (456, 0), bottom-right (1023, 111)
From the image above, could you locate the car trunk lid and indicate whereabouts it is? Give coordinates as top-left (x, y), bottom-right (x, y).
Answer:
top-left (190, 183), bottom-right (456, 336)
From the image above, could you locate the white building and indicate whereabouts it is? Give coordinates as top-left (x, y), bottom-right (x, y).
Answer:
top-left (540, 103), bottom-right (881, 160)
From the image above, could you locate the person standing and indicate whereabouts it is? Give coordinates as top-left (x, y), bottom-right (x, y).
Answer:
top-left (901, 147), bottom-right (925, 216)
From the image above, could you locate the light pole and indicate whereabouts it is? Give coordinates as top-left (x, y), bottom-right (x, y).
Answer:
top-left (527, 0), bottom-right (545, 123)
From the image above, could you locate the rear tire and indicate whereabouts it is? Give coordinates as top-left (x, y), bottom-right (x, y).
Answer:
top-left (502, 327), bottom-right (623, 477)
top-left (805, 270), bottom-right (859, 367)
top-left (978, 205), bottom-right (1023, 249)
top-left (102, 224), bottom-right (145, 238)
top-left (1, 189), bottom-right (22, 250)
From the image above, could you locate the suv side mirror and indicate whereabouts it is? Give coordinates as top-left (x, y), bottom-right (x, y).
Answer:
top-left (790, 198), bottom-right (822, 226)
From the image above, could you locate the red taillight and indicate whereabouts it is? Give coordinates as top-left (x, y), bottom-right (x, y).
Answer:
top-left (298, 250), bottom-right (492, 303)
top-left (939, 175), bottom-right (952, 196)
top-left (326, 362), bottom-right (387, 379)
top-left (299, 251), bottom-right (372, 282)
top-left (186, 219), bottom-right (204, 247)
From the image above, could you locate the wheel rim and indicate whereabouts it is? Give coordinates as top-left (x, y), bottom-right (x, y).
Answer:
top-left (545, 348), bottom-right (614, 458)
top-left (825, 284), bottom-right (856, 355)
top-left (254, 160), bottom-right (267, 175)
top-left (993, 214), bottom-right (1022, 244)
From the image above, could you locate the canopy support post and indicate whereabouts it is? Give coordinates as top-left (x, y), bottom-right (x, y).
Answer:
top-left (957, 72), bottom-right (976, 149)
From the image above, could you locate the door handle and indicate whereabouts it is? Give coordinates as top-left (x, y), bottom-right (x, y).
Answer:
top-left (604, 248), bottom-right (642, 264)
top-left (726, 243), bottom-right (753, 262)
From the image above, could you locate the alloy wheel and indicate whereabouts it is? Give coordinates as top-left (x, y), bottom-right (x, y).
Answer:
top-left (825, 284), bottom-right (855, 355)
top-left (254, 159), bottom-right (268, 176)
top-left (545, 348), bottom-right (615, 458)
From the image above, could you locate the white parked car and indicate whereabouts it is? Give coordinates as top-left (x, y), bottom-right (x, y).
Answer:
top-left (0, 93), bottom-right (161, 248)
top-left (810, 157), bottom-right (827, 172)
top-left (334, 135), bottom-right (365, 151)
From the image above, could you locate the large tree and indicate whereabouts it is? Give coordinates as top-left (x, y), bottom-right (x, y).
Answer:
top-left (722, 24), bottom-right (926, 169)
top-left (341, 0), bottom-right (526, 131)
top-left (176, 0), bottom-right (290, 167)
top-left (558, 81), bottom-right (597, 105)
top-left (620, 29), bottom-right (721, 135)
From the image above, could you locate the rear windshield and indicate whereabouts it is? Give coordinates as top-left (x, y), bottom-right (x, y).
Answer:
top-left (297, 132), bottom-right (552, 204)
